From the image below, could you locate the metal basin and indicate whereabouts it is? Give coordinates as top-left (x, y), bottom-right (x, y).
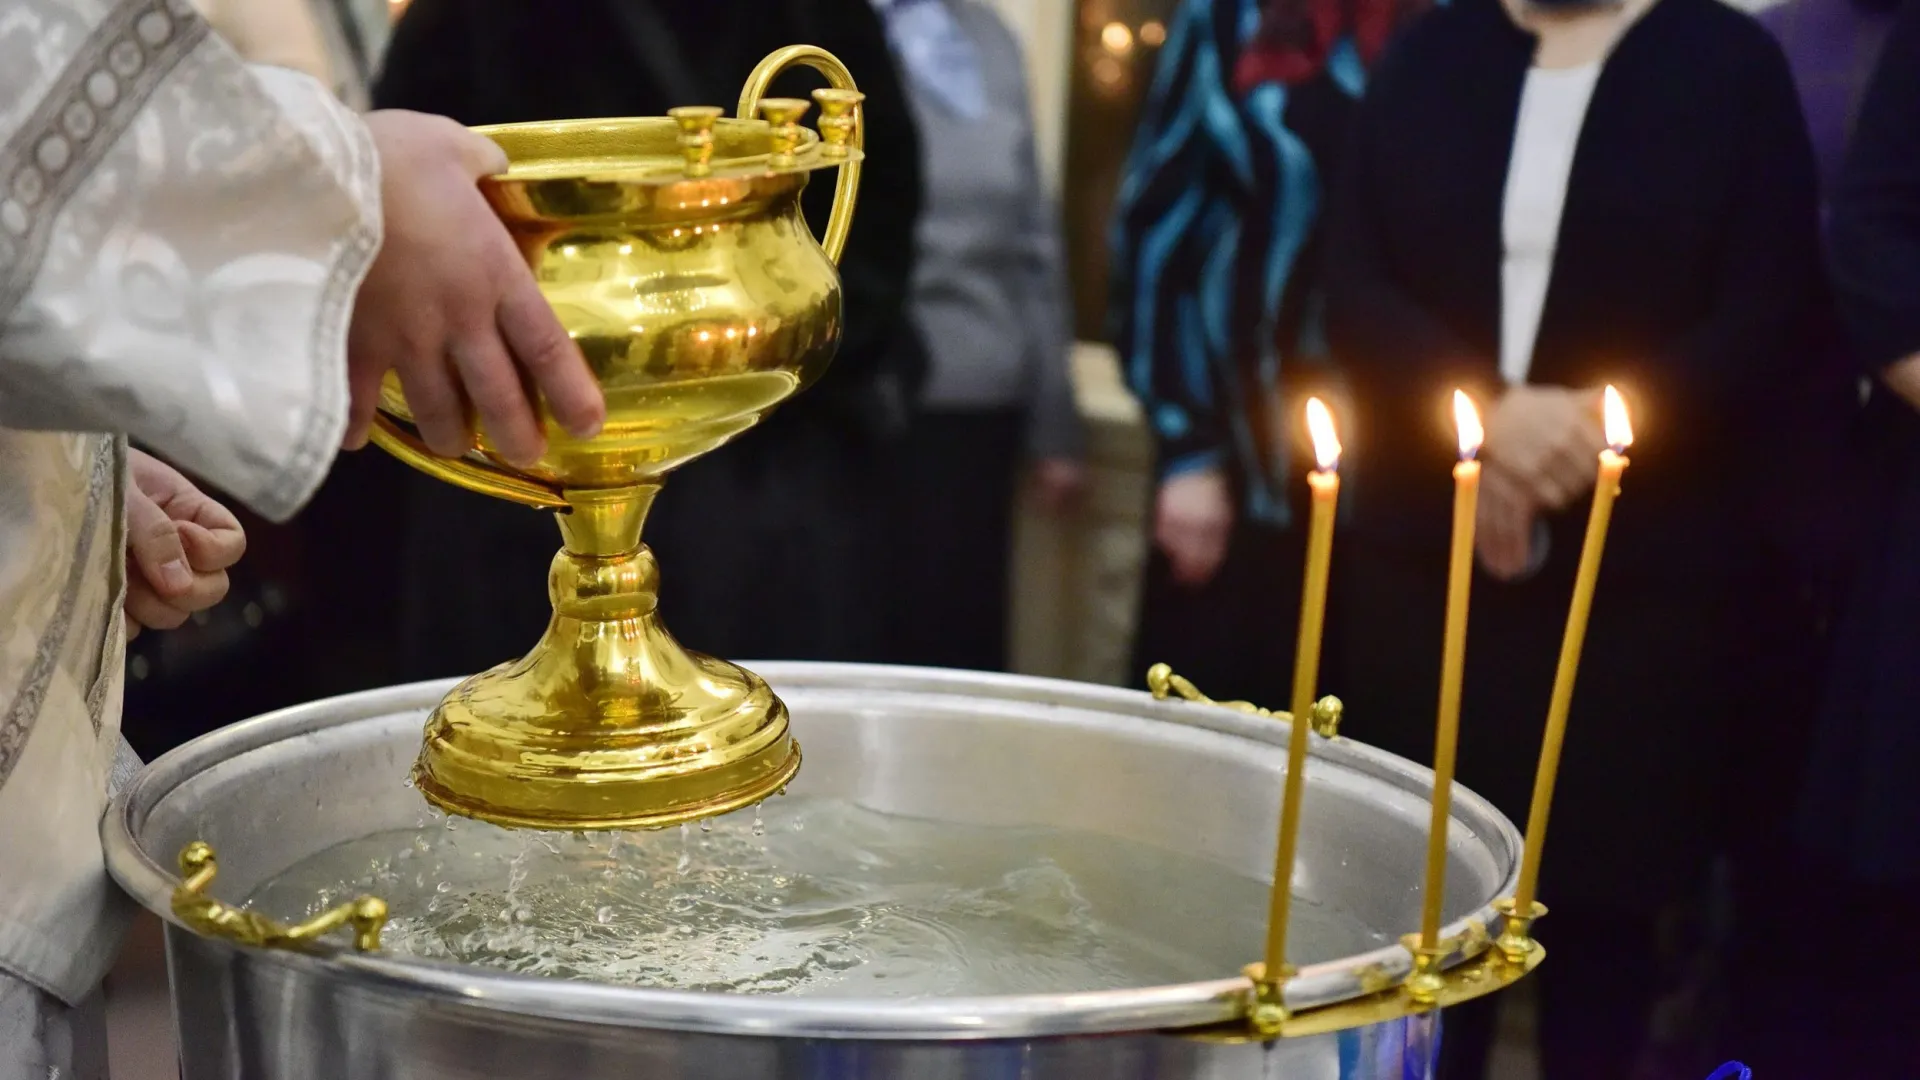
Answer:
top-left (104, 663), bottom-right (1520, 1078)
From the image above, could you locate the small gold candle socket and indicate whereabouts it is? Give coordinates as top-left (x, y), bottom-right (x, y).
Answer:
top-left (669, 105), bottom-right (723, 177)
top-left (812, 88), bottom-right (862, 159)
top-left (1243, 961), bottom-right (1293, 1037)
top-left (759, 98), bottom-right (810, 167)
top-left (1493, 897), bottom-right (1548, 965)
top-left (1400, 933), bottom-right (1447, 1009)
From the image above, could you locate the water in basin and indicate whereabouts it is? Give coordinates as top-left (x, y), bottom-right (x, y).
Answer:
top-left (247, 795), bottom-right (1386, 997)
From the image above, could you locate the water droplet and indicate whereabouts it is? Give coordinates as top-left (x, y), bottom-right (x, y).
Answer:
top-left (752, 809), bottom-right (765, 838)
top-left (596, 906), bottom-right (614, 925)
top-left (792, 817), bottom-right (805, 832)
top-left (436, 881), bottom-right (452, 894)
top-left (699, 819), bottom-right (712, 833)
top-left (515, 908), bottom-right (533, 924)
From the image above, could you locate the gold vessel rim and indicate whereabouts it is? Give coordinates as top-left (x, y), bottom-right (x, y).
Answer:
top-left (474, 115), bottom-right (862, 186)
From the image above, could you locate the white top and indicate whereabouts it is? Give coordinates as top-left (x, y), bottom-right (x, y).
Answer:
top-left (1500, 62), bottom-right (1604, 385)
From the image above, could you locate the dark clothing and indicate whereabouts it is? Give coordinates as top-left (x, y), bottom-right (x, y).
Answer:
top-left (1809, 0), bottom-right (1920, 883)
top-left (1326, 0), bottom-right (1826, 586)
top-left (370, 0), bottom-right (925, 672)
top-left (1722, 5), bottom-right (1917, 1073)
top-left (1829, 0), bottom-right (1920, 377)
top-left (1758, 0), bottom-right (1900, 200)
top-left (1323, 0), bottom-right (1828, 848)
top-left (1323, 0), bottom-right (1829, 1073)
top-left (884, 410), bottom-right (1024, 672)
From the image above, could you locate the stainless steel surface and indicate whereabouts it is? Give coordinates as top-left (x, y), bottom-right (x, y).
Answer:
top-left (105, 664), bottom-right (1518, 1078)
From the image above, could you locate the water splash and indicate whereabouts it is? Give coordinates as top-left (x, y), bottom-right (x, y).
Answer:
top-left (248, 797), bottom-right (1385, 998)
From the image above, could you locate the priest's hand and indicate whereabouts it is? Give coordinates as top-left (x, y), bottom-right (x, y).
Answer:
top-left (125, 451), bottom-right (247, 640)
top-left (1483, 385), bottom-right (1607, 510)
top-left (344, 110), bottom-right (606, 468)
top-left (1154, 467), bottom-right (1233, 587)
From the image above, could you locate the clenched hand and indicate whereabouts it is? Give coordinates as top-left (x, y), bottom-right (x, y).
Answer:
top-left (125, 450), bottom-right (247, 639)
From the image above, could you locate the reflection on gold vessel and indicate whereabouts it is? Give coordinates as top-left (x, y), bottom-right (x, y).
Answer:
top-left (368, 47), bottom-right (865, 831)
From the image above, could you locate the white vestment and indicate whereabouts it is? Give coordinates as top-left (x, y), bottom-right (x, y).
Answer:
top-left (0, 0), bottom-right (380, 1030)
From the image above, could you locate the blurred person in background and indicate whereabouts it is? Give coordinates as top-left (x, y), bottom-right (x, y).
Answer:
top-left (0, 1), bottom-right (603, 1072)
top-left (1322, 0), bottom-right (1828, 1075)
top-left (871, 0), bottom-right (1086, 672)
top-left (1720, 0), bottom-right (1902, 1071)
top-left (1759, 0), bottom-right (1901, 200)
top-left (1110, 0), bottom-right (1428, 706)
top-left (1724, 3), bottom-right (1920, 1072)
top-left (372, 0), bottom-right (926, 675)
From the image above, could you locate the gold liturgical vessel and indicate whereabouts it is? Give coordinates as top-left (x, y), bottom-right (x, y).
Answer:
top-left (368, 48), bottom-right (864, 831)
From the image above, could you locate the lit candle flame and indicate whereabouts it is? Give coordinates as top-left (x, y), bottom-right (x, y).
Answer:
top-left (1603, 385), bottom-right (1633, 453)
top-left (1305, 397), bottom-right (1341, 472)
top-left (1453, 390), bottom-right (1483, 461)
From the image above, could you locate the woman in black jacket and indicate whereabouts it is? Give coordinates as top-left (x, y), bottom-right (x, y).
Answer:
top-left (366, 0), bottom-right (926, 674)
top-left (1323, 0), bottom-right (1829, 1075)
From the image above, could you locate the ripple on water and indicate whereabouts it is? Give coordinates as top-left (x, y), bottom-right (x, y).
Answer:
top-left (245, 797), bottom-right (1387, 997)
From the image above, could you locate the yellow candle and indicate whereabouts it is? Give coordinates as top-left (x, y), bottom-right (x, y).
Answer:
top-left (1265, 398), bottom-right (1341, 982)
top-left (1419, 391), bottom-right (1484, 950)
top-left (1512, 386), bottom-right (1633, 914)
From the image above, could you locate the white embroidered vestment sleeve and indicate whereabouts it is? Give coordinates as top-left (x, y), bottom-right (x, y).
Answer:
top-left (0, 0), bottom-right (382, 522)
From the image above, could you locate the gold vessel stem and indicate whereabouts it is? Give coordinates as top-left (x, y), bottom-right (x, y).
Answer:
top-left (557, 486), bottom-right (655, 557)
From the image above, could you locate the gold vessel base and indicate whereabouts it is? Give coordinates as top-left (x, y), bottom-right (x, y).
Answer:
top-left (412, 485), bottom-right (801, 831)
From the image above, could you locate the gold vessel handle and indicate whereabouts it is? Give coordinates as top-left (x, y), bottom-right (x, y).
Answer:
top-left (170, 841), bottom-right (388, 954)
top-left (736, 45), bottom-right (864, 265)
top-left (367, 414), bottom-right (569, 510)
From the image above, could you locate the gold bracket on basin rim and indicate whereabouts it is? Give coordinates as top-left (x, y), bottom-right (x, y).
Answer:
top-left (1146, 663), bottom-right (1344, 738)
top-left (1145, 665), bottom-right (1546, 1040)
top-left (1178, 920), bottom-right (1542, 1043)
top-left (170, 841), bottom-right (387, 954)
